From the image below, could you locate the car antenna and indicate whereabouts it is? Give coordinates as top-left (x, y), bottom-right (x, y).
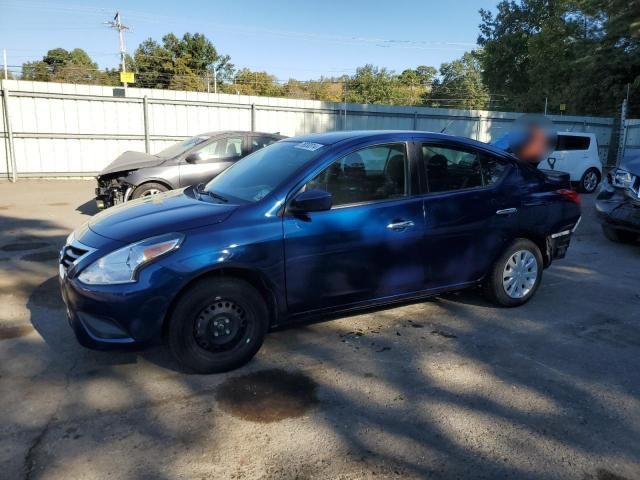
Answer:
top-left (440, 120), bottom-right (455, 134)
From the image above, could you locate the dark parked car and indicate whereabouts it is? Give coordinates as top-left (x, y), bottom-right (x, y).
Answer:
top-left (94, 131), bottom-right (285, 208)
top-left (596, 155), bottom-right (640, 243)
top-left (60, 131), bottom-right (581, 373)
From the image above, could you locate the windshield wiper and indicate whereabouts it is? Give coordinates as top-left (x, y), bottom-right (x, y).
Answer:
top-left (195, 183), bottom-right (228, 203)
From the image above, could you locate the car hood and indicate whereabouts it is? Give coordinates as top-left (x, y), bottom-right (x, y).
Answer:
top-left (620, 154), bottom-right (640, 176)
top-left (99, 151), bottom-right (165, 176)
top-left (88, 188), bottom-right (237, 242)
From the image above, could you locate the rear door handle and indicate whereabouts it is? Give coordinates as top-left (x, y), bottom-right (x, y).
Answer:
top-left (387, 220), bottom-right (415, 231)
top-left (496, 208), bottom-right (517, 215)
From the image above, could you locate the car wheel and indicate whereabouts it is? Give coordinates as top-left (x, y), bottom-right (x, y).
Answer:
top-left (483, 239), bottom-right (543, 307)
top-left (601, 225), bottom-right (638, 244)
top-left (168, 278), bottom-right (268, 374)
top-left (578, 168), bottom-right (600, 193)
top-left (131, 182), bottom-right (169, 199)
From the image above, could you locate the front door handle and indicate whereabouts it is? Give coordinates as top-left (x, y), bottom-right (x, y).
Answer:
top-left (496, 208), bottom-right (517, 215)
top-left (387, 220), bottom-right (415, 231)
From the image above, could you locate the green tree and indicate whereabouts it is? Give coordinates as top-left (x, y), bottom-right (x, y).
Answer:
top-left (430, 51), bottom-right (490, 109)
top-left (22, 47), bottom-right (105, 85)
top-left (397, 66), bottom-right (437, 105)
top-left (226, 69), bottom-right (283, 96)
top-left (346, 65), bottom-right (400, 104)
top-left (134, 38), bottom-right (175, 88)
top-left (22, 61), bottom-right (50, 81)
top-left (478, 0), bottom-right (640, 114)
top-left (133, 32), bottom-right (234, 91)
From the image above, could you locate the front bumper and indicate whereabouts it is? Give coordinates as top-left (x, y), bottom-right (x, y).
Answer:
top-left (58, 234), bottom-right (187, 350)
top-left (95, 178), bottom-right (132, 209)
top-left (60, 273), bottom-right (172, 349)
top-left (595, 189), bottom-right (640, 234)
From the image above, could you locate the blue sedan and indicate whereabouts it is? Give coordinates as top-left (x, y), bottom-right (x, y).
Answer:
top-left (59, 131), bottom-right (581, 373)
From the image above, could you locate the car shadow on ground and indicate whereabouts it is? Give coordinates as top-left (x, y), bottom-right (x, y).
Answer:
top-left (75, 199), bottom-right (99, 216)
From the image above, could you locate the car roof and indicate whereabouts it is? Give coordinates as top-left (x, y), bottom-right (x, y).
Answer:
top-left (282, 130), bottom-right (511, 158)
top-left (200, 130), bottom-right (286, 138)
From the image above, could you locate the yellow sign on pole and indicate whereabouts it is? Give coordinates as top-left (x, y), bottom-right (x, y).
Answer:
top-left (120, 71), bottom-right (135, 84)
top-left (559, 103), bottom-right (566, 112)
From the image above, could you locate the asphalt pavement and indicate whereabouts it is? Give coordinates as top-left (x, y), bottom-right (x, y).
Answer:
top-left (0, 180), bottom-right (639, 480)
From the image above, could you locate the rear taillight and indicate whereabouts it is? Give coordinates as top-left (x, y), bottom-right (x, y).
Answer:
top-left (556, 189), bottom-right (581, 204)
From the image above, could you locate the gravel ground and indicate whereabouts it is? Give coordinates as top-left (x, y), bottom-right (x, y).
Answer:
top-left (0, 180), bottom-right (639, 480)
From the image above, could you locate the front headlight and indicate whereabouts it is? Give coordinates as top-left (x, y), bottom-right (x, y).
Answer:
top-left (611, 169), bottom-right (634, 189)
top-left (78, 233), bottom-right (184, 285)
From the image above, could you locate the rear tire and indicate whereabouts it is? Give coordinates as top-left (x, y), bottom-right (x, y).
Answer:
top-left (131, 182), bottom-right (169, 199)
top-left (578, 168), bottom-right (600, 194)
top-left (483, 239), bottom-right (543, 307)
top-left (168, 278), bottom-right (268, 374)
top-left (601, 225), bottom-right (638, 244)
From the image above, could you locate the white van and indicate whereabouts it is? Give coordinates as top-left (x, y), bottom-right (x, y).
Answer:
top-left (538, 132), bottom-right (602, 193)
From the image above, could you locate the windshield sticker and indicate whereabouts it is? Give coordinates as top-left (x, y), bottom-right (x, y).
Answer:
top-left (294, 142), bottom-right (324, 152)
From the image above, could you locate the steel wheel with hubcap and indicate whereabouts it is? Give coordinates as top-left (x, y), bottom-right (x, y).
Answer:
top-left (484, 239), bottom-right (543, 307)
top-left (168, 278), bottom-right (268, 373)
top-left (502, 250), bottom-right (538, 299)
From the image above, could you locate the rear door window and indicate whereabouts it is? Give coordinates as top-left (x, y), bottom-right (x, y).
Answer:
top-left (250, 135), bottom-right (279, 153)
top-left (422, 145), bottom-right (482, 193)
top-left (421, 144), bottom-right (508, 193)
top-left (556, 135), bottom-right (590, 151)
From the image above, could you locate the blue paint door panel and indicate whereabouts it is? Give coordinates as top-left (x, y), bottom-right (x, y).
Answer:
top-left (283, 198), bottom-right (425, 313)
top-left (423, 188), bottom-right (510, 288)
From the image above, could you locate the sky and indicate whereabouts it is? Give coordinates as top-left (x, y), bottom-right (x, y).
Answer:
top-left (0, 0), bottom-right (497, 80)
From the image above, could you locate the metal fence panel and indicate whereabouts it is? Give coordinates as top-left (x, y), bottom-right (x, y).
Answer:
top-left (0, 79), bottom-right (618, 178)
top-left (624, 120), bottom-right (640, 159)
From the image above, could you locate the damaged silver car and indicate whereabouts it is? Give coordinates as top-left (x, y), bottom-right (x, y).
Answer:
top-left (95, 131), bottom-right (285, 209)
top-left (596, 154), bottom-right (640, 243)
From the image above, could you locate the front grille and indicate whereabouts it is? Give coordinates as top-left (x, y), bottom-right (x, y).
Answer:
top-left (60, 240), bottom-right (95, 272)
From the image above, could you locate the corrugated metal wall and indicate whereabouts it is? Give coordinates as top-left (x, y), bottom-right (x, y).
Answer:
top-left (0, 79), bottom-right (616, 178)
top-left (624, 119), bottom-right (640, 159)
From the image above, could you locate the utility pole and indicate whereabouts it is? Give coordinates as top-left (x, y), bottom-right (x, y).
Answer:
top-left (213, 69), bottom-right (217, 94)
top-left (106, 12), bottom-right (130, 88)
top-left (544, 97), bottom-right (548, 115)
top-left (343, 80), bottom-right (347, 130)
top-left (616, 84), bottom-right (630, 165)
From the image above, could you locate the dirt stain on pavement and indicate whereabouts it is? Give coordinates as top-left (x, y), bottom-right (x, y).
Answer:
top-left (21, 250), bottom-right (60, 263)
top-left (216, 368), bottom-right (318, 423)
top-left (47, 202), bottom-right (70, 206)
top-left (1, 241), bottom-right (49, 252)
top-left (0, 324), bottom-right (34, 340)
top-left (431, 329), bottom-right (457, 339)
top-left (592, 469), bottom-right (630, 480)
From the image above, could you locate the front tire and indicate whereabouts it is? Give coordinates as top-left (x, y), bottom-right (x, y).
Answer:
top-left (483, 239), bottom-right (543, 307)
top-left (578, 168), bottom-right (600, 193)
top-left (601, 225), bottom-right (638, 244)
top-left (168, 278), bottom-right (268, 374)
top-left (131, 182), bottom-right (169, 199)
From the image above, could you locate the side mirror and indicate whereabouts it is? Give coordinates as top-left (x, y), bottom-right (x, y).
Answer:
top-left (185, 152), bottom-right (207, 164)
top-left (289, 189), bottom-right (332, 214)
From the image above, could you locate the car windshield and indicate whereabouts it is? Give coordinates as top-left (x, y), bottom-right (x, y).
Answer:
top-left (204, 141), bottom-right (325, 202)
top-left (154, 135), bottom-right (210, 159)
